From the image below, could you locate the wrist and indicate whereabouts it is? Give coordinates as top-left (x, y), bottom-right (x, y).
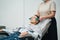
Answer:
top-left (43, 16), bottom-right (48, 19)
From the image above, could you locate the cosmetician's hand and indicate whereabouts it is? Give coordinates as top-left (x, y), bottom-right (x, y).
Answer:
top-left (39, 16), bottom-right (46, 21)
top-left (19, 32), bottom-right (28, 37)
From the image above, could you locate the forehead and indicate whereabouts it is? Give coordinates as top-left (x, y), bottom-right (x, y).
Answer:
top-left (32, 16), bottom-right (37, 18)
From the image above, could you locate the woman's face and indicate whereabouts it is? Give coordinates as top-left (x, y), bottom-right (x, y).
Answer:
top-left (29, 16), bottom-right (38, 24)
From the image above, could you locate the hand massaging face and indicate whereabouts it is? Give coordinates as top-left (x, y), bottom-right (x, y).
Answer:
top-left (29, 15), bottom-right (40, 25)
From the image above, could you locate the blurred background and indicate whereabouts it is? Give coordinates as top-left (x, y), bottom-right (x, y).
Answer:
top-left (0, 0), bottom-right (60, 40)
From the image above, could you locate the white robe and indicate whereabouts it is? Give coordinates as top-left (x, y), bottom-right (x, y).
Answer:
top-left (19, 19), bottom-right (51, 40)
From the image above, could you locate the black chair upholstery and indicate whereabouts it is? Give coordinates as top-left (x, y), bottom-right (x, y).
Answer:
top-left (20, 36), bottom-right (34, 40)
top-left (0, 26), bottom-right (9, 38)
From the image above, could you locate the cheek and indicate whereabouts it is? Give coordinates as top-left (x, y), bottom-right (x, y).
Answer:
top-left (32, 19), bottom-right (36, 21)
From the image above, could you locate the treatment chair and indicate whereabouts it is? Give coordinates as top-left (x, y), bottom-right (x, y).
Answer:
top-left (0, 26), bottom-right (9, 38)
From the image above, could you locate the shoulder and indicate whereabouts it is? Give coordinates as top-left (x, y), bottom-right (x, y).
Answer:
top-left (38, 2), bottom-right (44, 9)
top-left (40, 2), bottom-right (44, 5)
top-left (50, 0), bottom-right (56, 5)
top-left (38, 2), bottom-right (44, 6)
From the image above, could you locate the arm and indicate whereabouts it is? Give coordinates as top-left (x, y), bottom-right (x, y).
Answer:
top-left (43, 11), bottom-right (56, 19)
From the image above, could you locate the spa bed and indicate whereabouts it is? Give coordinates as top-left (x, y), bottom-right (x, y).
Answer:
top-left (21, 20), bottom-right (51, 40)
